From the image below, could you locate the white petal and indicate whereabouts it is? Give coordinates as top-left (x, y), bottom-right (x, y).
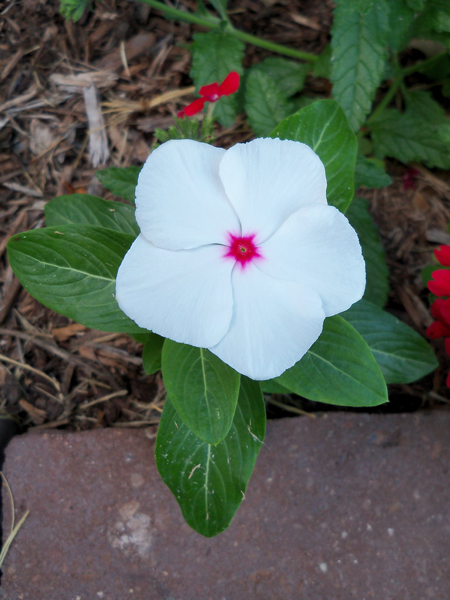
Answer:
top-left (135, 140), bottom-right (240, 250)
top-left (116, 235), bottom-right (234, 347)
top-left (209, 265), bottom-right (326, 380)
top-left (259, 205), bottom-right (366, 316)
top-left (218, 138), bottom-right (327, 243)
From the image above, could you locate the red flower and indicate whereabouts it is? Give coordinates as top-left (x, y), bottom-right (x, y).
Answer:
top-left (428, 269), bottom-right (450, 297)
top-left (426, 298), bottom-right (450, 339)
top-left (434, 245), bottom-right (450, 267)
top-left (178, 72), bottom-right (240, 118)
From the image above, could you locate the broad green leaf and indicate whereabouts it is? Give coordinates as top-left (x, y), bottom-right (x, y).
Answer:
top-left (313, 45), bottom-right (332, 79)
top-left (346, 196), bottom-right (389, 307)
top-left (7, 225), bottom-right (145, 333)
top-left (142, 333), bottom-right (165, 375)
top-left (404, 89), bottom-right (447, 124)
top-left (254, 57), bottom-right (309, 97)
top-left (419, 53), bottom-right (450, 81)
top-left (245, 69), bottom-right (295, 137)
top-left (370, 108), bottom-right (450, 169)
top-left (96, 166), bottom-right (141, 202)
top-left (190, 31), bottom-right (245, 127)
top-left (45, 194), bottom-right (139, 236)
top-left (162, 341), bottom-right (240, 445)
top-left (275, 316), bottom-right (388, 407)
top-left (354, 156), bottom-right (392, 189)
top-left (156, 377), bottom-right (265, 537)
top-left (387, 0), bottom-right (415, 50)
top-left (271, 99), bottom-right (358, 213)
top-left (260, 379), bottom-right (290, 394)
top-left (406, 0), bottom-right (427, 10)
top-left (416, 0), bottom-right (450, 33)
top-left (331, 0), bottom-right (390, 132)
top-left (342, 299), bottom-right (438, 383)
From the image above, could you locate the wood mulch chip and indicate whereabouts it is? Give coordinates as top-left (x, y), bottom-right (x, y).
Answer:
top-left (0, 0), bottom-right (448, 431)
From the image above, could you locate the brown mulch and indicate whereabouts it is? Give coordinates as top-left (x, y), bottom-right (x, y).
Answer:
top-left (0, 0), bottom-right (449, 433)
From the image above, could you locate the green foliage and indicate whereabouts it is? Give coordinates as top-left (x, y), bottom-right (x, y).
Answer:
top-left (272, 100), bottom-right (358, 213)
top-left (162, 341), bottom-right (240, 445)
top-left (59, 0), bottom-right (89, 22)
top-left (275, 316), bottom-right (388, 407)
top-left (253, 57), bottom-right (309, 97)
top-left (245, 69), bottom-right (295, 136)
top-left (331, 0), bottom-right (390, 132)
top-left (387, 0), bottom-right (415, 51)
top-left (345, 196), bottom-right (390, 307)
top-left (154, 117), bottom-right (215, 145)
top-left (190, 32), bottom-right (245, 127)
top-left (96, 167), bottom-right (141, 202)
top-left (45, 194), bottom-right (139, 237)
top-left (369, 104), bottom-right (450, 169)
top-left (7, 226), bottom-right (144, 333)
top-left (156, 377), bottom-right (265, 537)
top-left (342, 299), bottom-right (438, 383)
top-left (142, 333), bottom-right (165, 375)
top-left (207, 0), bottom-right (228, 20)
top-left (354, 156), bottom-right (392, 189)
top-left (313, 45), bottom-right (332, 79)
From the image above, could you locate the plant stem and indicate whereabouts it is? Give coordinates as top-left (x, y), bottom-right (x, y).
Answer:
top-left (137, 0), bottom-right (318, 62)
top-left (366, 77), bottom-right (403, 124)
top-left (401, 51), bottom-right (448, 76)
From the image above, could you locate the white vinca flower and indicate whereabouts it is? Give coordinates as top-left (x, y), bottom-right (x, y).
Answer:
top-left (116, 138), bottom-right (365, 380)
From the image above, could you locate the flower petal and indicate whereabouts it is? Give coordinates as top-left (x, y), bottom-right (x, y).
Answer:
top-left (217, 71), bottom-right (240, 96)
top-left (116, 235), bottom-right (234, 347)
top-left (258, 205), bottom-right (365, 316)
top-left (209, 265), bottom-right (326, 380)
top-left (182, 97), bottom-right (206, 116)
top-left (435, 245), bottom-right (450, 267)
top-left (428, 269), bottom-right (450, 297)
top-left (135, 140), bottom-right (240, 250)
top-left (218, 138), bottom-right (327, 242)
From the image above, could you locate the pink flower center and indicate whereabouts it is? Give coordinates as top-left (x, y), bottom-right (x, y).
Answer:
top-left (224, 233), bottom-right (262, 268)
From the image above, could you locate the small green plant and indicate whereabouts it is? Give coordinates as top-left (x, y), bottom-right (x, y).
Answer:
top-left (12, 0), bottom-right (448, 536)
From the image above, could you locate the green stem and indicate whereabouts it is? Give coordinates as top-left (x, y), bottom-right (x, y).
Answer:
top-left (137, 0), bottom-right (318, 62)
top-left (366, 77), bottom-right (403, 124)
top-left (401, 51), bottom-right (448, 76)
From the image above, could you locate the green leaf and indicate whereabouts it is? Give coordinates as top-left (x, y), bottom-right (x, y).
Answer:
top-left (162, 341), bottom-right (240, 445)
top-left (271, 99), bottom-right (358, 213)
top-left (190, 32), bottom-right (245, 127)
top-left (254, 57), bottom-right (309, 97)
top-left (370, 108), bottom-right (450, 169)
top-left (156, 377), bottom-right (265, 537)
top-left (346, 196), bottom-right (389, 307)
top-left (142, 333), bottom-right (165, 375)
top-left (275, 316), bottom-right (388, 407)
top-left (7, 225), bottom-right (145, 333)
top-left (406, 0), bottom-right (426, 10)
top-left (245, 69), bottom-right (295, 137)
top-left (59, 0), bottom-right (89, 22)
top-left (207, 0), bottom-right (228, 20)
top-left (45, 194), bottom-right (139, 237)
top-left (354, 156), bottom-right (392, 189)
top-left (331, 0), bottom-right (390, 132)
top-left (96, 166), bottom-right (141, 202)
top-left (342, 299), bottom-right (438, 383)
top-left (387, 0), bottom-right (415, 50)
top-left (260, 379), bottom-right (290, 394)
top-left (404, 89), bottom-right (447, 124)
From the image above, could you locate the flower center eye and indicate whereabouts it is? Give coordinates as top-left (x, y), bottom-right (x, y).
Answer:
top-left (224, 233), bottom-right (263, 268)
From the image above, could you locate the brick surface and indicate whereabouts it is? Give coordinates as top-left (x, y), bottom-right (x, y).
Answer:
top-left (1, 412), bottom-right (449, 599)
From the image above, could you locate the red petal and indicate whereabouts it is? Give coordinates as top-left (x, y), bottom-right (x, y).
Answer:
top-left (434, 245), bottom-right (450, 267)
top-left (426, 321), bottom-right (450, 339)
top-left (431, 298), bottom-right (446, 321)
top-left (445, 338), bottom-right (450, 357)
top-left (218, 71), bottom-right (240, 96)
top-left (428, 269), bottom-right (450, 297)
top-left (439, 297), bottom-right (450, 325)
top-left (182, 97), bottom-right (206, 117)
top-left (177, 110), bottom-right (186, 119)
top-left (199, 82), bottom-right (220, 101)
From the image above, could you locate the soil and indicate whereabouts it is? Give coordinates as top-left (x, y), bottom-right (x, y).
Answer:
top-left (0, 0), bottom-right (449, 434)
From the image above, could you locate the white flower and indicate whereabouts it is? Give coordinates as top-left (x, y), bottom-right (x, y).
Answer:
top-left (116, 138), bottom-right (365, 380)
